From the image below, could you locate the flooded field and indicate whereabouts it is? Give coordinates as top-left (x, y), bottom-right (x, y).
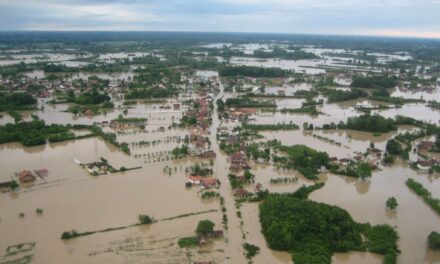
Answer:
top-left (1, 36), bottom-right (440, 264)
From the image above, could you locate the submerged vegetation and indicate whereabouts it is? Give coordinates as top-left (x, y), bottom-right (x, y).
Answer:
top-left (0, 118), bottom-right (78, 146)
top-left (219, 65), bottom-right (288, 78)
top-left (259, 193), bottom-right (398, 264)
top-left (406, 179), bottom-right (440, 216)
top-left (0, 93), bottom-right (37, 111)
top-left (242, 123), bottom-right (299, 131)
top-left (270, 140), bottom-right (329, 180)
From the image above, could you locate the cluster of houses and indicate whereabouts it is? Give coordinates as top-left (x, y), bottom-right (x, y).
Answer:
top-left (186, 176), bottom-right (219, 189)
top-left (416, 141), bottom-right (439, 171)
top-left (219, 107), bottom-right (258, 123)
top-left (0, 73), bottom-right (128, 103)
top-left (328, 147), bottom-right (383, 169)
top-left (180, 89), bottom-right (218, 157)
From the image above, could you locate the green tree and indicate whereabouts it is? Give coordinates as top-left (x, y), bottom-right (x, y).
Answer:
top-left (428, 231), bottom-right (440, 250)
top-left (196, 220), bottom-right (215, 236)
top-left (386, 197), bottom-right (398, 210)
top-left (138, 214), bottom-right (153, 224)
top-left (386, 139), bottom-right (402, 155)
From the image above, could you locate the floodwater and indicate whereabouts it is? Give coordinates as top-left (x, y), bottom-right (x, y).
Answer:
top-left (0, 53), bottom-right (88, 66)
top-left (0, 137), bottom-right (223, 263)
top-left (372, 103), bottom-right (440, 125)
top-left (311, 165), bottom-right (440, 263)
top-left (1, 65), bottom-right (440, 264)
top-left (264, 83), bottom-right (313, 96)
top-left (23, 70), bottom-right (135, 82)
top-left (392, 87), bottom-right (440, 102)
top-left (230, 56), bottom-right (326, 74)
top-left (98, 52), bottom-right (153, 63)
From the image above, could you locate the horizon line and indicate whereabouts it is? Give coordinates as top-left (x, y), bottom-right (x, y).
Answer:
top-left (0, 30), bottom-right (439, 41)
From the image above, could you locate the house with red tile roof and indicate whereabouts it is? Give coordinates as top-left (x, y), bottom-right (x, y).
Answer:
top-left (16, 171), bottom-right (36, 183)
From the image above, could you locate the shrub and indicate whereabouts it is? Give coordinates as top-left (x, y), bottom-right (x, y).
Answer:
top-left (138, 214), bottom-right (153, 224)
top-left (243, 243), bottom-right (260, 259)
top-left (428, 231), bottom-right (440, 250)
top-left (196, 220), bottom-right (215, 236)
top-left (386, 197), bottom-right (398, 210)
top-left (178, 237), bottom-right (198, 248)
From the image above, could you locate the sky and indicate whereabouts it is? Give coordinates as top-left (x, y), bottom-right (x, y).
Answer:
top-left (0, 0), bottom-right (439, 39)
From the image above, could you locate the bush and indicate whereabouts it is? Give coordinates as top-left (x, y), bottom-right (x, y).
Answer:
top-left (406, 179), bottom-right (440, 215)
top-left (61, 230), bottom-right (78, 240)
top-left (386, 139), bottom-right (402, 155)
top-left (243, 243), bottom-right (260, 259)
top-left (138, 214), bottom-right (153, 224)
top-left (386, 197), bottom-right (398, 210)
top-left (196, 220), bottom-right (215, 236)
top-left (428, 231), bottom-right (440, 250)
top-left (178, 237), bottom-right (198, 248)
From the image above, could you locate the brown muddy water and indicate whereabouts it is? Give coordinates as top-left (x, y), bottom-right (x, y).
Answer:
top-left (1, 72), bottom-right (440, 264)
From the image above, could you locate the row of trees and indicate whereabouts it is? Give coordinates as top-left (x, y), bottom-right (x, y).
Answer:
top-left (319, 88), bottom-right (368, 103)
top-left (242, 123), bottom-right (299, 131)
top-left (336, 114), bottom-right (398, 133)
top-left (253, 47), bottom-right (318, 60)
top-left (269, 140), bottom-right (329, 180)
top-left (219, 66), bottom-right (288, 78)
top-left (0, 92), bottom-right (37, 111)
top-left (225, 97), bottom-right (276, 108)
top-left (0, 118), bottom-right (70, 146)
top-left (351, 75), bottom-right (397, 89)
top-left (406, 179), bottom-right (440, 216)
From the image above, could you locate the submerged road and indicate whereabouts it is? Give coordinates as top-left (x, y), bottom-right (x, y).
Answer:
top-left (209, 78), bottom-right (247, 263)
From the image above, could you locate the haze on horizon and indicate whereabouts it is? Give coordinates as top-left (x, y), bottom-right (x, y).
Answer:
top-left (0, 0), bottom-right (439, 39)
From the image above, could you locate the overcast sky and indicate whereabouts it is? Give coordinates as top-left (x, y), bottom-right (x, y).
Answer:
top-left (0, 0), bottom-right (439, 38)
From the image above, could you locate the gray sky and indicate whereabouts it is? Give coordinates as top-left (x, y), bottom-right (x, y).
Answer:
top-left (0, 0), bottom-right (439, 38)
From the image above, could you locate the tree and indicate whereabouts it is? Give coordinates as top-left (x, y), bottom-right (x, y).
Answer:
top-left (138, 214), bottom-right (153, 224)
top-left (386, 197), bottom-right (398, 210)
top-left (303, 122), bottom-right (309, 130)
top-left (428, 231), bottom-right (440, 250)
top-left (196, 220), bottom-right (215, 236)
top-left (386, 139), bottom-right (402, 155)
top-left (216, 99), bottom-right (225, 112)
top-left (243, 243), bottom-right (260, 259)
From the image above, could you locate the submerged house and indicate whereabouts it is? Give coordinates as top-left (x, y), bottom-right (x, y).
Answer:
top-left (418, 141), bottom-right (434, 151)
top-left (199, 150), bottom-right (216, 159)
top-left (87, 161), bottom-right (109, 174)
top-left (339, 158), bottom-right (351, 166)
top-left (234, 188), bottom-right (251, 198)
top-left (16, 171), bottom-right (36, 183)
top-left (210, 230), bottom-right (224, 239)
top-left (188, 176), bottom-right (203, 185)
top-left (200, 178), bottom-right (218, 189)
top-left (230, 152), bottom-right (246, 165)
top-left (417, 159), bottom-right (438, 171)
